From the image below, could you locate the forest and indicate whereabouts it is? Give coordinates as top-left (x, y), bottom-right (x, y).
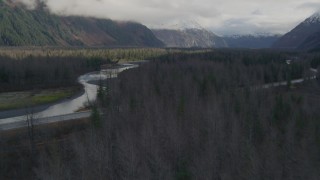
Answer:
top-left (1, 49), bottom-right (320, 179)
top-left (0, 55), bottom-right (107, 92)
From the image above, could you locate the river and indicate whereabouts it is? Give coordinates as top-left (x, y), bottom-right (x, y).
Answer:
top-left (0, 63), bottom-right (139, 125)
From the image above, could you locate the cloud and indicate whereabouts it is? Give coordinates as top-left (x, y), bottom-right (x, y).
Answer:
top-left (252, 10), bottom-right (263, 16)
top-left (12, 0), bottom-right (320, 35)
top-left (297, 2), bottom-right (320, 11)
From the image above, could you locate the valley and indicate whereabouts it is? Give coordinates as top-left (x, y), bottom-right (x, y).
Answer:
top-left (1, 0), bottom-right (320, 179)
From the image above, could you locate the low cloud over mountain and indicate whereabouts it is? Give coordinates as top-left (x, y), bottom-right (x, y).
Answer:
top-left (11, 0), bottom-right (320, 35)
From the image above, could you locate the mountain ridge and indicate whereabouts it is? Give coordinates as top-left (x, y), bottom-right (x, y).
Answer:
top-left (224, 34), bottom-right (281, 49)
top-left (273, 12), bottom-right (320, 50)
top-left (0, 1), bottom-right (163, 47)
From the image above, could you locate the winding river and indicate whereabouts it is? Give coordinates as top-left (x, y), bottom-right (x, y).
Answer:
top-left (0, 63), bottom-right (139, 125)
top-left (0, 62), bottom-right (317, 129)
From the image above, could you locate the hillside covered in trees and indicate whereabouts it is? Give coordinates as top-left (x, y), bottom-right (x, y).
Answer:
top-left (0, 1), bottom-right (163, 47)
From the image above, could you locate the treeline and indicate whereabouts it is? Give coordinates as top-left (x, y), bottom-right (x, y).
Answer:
top-left (0, 48), bottom-right (168, 61)
top-left (0, 56), bottom-right (106, 92)
top-left (32, 52), bottom-right (320, 179)
top-left (154, 49), bottom-right (308, 84)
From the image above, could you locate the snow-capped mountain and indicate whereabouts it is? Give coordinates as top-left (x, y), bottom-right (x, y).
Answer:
top-left (223, 34), bottom-right (281, 49)
top-left (152, 28), bottom-right (227, 48)
top-left (273, 11), bottom-right (320, 50)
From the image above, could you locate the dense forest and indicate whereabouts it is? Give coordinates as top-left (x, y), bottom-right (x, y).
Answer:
top-left (0, 47), bottom-right (168, 61)
top-left (0, 56), bottom-right (106, 92)
top-left (1, 50), bottom-right (320, 179)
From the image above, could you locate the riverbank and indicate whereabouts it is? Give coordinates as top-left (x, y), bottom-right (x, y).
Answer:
top-left (0, 62), bottom-right (140, 125)
top-left (0, 86), bottom-right (84, 119)
top-left (0, 86), bottom-right (82, 111)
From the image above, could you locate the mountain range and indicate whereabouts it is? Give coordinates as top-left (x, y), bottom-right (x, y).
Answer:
top-left (0, 1), bottom-right (280, 49)
top-left (1, 0), bottom-right (320, 50)
top-left (273, 12), bottom-right (320, 50)
top-left (0, 1), bottom-right (163, 47)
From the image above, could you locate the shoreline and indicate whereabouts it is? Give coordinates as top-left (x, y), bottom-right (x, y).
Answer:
top-left (0, 87), bottom-right (85, 119)
top-left (0, 62), bottom-right (143, 120)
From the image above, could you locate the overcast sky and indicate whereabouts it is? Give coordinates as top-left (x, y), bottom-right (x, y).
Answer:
top-left (16, 0), bottom-right (320, 35)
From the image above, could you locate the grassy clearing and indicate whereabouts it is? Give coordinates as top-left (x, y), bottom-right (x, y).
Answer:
top-left (0, 86), bottom-right (80, 111)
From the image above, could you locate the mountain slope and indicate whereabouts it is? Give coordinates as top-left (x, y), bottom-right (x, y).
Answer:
top-left (0, 1), bottom-right (163, 47)
top-left (273, 12), bottom-right (320, 49)
top-left (152, 28), bottom-right (227, 48)
top-left (223, 34), bottom-right (280, 49)
top-left (298, 30), bottom-right (320, 50)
